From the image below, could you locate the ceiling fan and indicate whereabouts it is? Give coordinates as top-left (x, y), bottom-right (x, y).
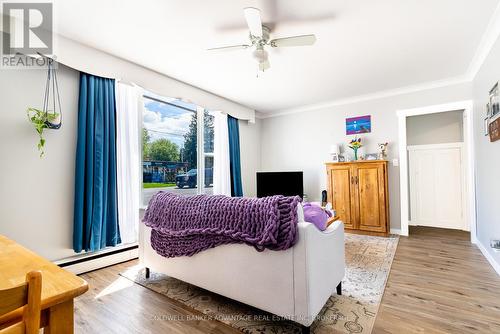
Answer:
top-left (207, 7), bottom-right (316, 72)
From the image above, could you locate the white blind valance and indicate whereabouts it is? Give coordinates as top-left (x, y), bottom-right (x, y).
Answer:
top-left (55, 35), bottom-right (255, 123)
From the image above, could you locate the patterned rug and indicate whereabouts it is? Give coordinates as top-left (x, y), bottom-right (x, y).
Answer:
top-left (121, 233), bottom-right (398, 333)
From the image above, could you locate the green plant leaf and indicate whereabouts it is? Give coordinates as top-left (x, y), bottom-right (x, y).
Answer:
top-left (46, 112), bottom-right (59, 121)
top-left (27, 107), bottom-right (50, 158)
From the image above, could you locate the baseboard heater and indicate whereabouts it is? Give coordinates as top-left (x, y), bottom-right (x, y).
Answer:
top-left (54, 244), bottom-right (139, 275)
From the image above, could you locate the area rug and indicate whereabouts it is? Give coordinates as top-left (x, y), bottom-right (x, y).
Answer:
top-left (121, 234), bottom-right (398, 333)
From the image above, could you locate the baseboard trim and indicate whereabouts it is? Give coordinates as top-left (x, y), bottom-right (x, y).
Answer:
top-left (57, 246), bottom-right (138, 275)
top-left (476, 239), bottom-right (500, 276)
top-left (390, 228), bottom-right (402, 235)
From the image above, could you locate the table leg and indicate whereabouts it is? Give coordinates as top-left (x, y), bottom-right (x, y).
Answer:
top-left (44, 299), bottom-right (74, 334)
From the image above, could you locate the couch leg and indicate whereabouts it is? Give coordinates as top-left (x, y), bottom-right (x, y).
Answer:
top-left (301, 325), bottom-right (310, 334)
top-left (336, 282), bottom-right (342, 295)
top-left (145, 267), bottom-right (150, 279)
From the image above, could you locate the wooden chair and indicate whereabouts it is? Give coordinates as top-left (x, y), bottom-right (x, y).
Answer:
top-left (0, 271), bottom-right (42, 334)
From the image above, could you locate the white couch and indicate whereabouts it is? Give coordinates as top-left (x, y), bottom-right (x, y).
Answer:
top-left (139, 209), bottom-right (345, 328)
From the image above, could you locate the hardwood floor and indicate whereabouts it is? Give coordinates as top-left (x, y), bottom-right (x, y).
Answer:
top-left (373, 226), bottom-right (500, 334)
top-left (74, 226), bottom-right (500, 333)
top-left (75, 261), bottom-right (239, 334)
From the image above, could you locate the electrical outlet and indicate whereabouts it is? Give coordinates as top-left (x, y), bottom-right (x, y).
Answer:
top-left (491, 240), bottom-right (500, 251)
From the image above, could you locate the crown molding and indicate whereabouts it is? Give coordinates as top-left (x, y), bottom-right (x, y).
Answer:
top-left (259, 75), bottom-right (469, 119)
top-left (255, 111), bottom-right (266, 119)
top-left (466, 1), bottom-right (500, 80)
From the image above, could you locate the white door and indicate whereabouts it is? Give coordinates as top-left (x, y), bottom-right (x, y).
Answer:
top-left (408, 143), bottom-right (466, 230)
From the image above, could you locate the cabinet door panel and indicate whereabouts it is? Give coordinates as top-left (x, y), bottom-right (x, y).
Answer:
top-left (328, 166), bottom-right (355, 229)
top-left (356, 163), bottom-right (387, 232)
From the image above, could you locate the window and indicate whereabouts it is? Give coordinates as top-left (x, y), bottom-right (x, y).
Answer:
top-left (203, 111), bottom-right (214, 193)
top-left (142, 92), bottom-right (214, 205)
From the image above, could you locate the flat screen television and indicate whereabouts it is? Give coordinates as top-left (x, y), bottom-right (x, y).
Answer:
top-left (256, 171), bottom-right (304, 199)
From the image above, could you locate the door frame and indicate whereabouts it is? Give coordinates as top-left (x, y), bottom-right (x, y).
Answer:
top-left (397, 100), bottom-right (476, 243)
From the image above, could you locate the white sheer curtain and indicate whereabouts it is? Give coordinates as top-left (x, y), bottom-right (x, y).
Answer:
top-left (116, 82), bottom-right (142, 244)
top-left (213, 111), bottom-right (231, 196)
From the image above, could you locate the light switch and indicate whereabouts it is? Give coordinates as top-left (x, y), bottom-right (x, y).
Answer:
top-left (392, 159), bottom-right (399, 166)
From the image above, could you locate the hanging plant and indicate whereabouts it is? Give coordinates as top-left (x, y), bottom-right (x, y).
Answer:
top-left (27, 56), bottom-right (63, 158)
top-left (27, 107), bottom-right (59, 157)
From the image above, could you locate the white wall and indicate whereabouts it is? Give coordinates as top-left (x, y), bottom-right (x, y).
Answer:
top-left (239, 119), bottom-right (261, 197)
top-left (407, 110), bottom-right (464, 145)
top-left (260, 83), bottom-right (472, 230)
top-left (472, 32), bottom-right (500, 272)
top-left (0, 64), bottom-right (79, 261)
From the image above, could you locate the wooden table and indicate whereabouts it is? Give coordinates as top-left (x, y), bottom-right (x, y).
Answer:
top-left (0, 235), bottom-right (88, 333)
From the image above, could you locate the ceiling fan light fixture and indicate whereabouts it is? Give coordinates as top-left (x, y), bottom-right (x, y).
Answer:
top-left (252, 48), bottom-right (268, 62)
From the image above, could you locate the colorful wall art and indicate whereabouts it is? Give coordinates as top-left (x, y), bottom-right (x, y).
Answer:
top-left (346, 115), bottom-right (371, 135)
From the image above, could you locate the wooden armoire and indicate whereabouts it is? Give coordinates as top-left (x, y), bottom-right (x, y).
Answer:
top-left (326, 160), bottom-right (390, 235)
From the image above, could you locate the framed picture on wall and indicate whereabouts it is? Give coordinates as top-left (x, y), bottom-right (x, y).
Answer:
top-left (489, 82), bottom-right (499, 118)
top-left (346, 115), bottom-right (371, 135)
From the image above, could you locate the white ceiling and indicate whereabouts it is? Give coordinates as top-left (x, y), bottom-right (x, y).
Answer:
top-left (54, 0), bottom-right (500, 113)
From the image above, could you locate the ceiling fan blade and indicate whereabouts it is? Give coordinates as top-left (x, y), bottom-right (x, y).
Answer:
top-left (259, 60), bottom-right (270, 71)
top-left (270, 34), bottom-right (316, 47)
top-left (244, 7), bottom-right (263, 37)
top-left (207, 44), bottom-right (250, 52)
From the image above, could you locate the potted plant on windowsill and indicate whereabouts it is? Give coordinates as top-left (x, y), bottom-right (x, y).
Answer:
top-left (27, 107), bottom-right (59, 157)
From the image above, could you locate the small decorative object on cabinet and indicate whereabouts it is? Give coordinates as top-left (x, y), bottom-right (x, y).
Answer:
top-left (330, 144), bottom-right (340, 162)
top-left (325, 160), bottom-right (389, 235)
top-left (348, 137), bottom-right (362, 160)
top-left (378, 142), bottom-right (388, 159)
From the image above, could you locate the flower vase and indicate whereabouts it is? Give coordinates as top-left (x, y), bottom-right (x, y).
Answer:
top-left (353, 148), bottom-right (358, 161)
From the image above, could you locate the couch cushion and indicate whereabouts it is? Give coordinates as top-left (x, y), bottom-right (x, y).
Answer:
top-left (302, 203), bottom-right (332, 231)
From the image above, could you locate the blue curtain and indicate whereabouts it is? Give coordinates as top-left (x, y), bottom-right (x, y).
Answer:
top-left (228, 115), bottom-right (243, 197)
top-left (73, 72), bottom-right (120, 252)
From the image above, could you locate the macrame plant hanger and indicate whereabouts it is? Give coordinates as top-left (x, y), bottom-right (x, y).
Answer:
top-left (41, 54), bottom-right (62, 129)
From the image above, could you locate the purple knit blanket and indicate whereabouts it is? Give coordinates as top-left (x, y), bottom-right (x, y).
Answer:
top-left (143, 192), bottom-right (301, 258)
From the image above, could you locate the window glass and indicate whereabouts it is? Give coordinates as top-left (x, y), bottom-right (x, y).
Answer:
top-left (142, 94), bottom-right (198, 205)
top-left (202, 111), bottom-right (215, 194)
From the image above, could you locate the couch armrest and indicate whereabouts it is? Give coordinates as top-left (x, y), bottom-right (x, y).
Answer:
top-left (292, 221), bottom-right (345, 326)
